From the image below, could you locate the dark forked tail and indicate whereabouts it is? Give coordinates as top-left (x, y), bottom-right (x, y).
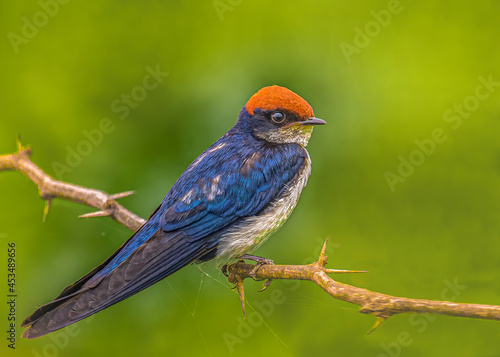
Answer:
top-left (22, 229), bottom-right (213, 339)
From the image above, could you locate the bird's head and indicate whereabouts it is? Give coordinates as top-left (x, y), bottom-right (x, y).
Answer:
top-left (238, 85), bottom-right (326, 146)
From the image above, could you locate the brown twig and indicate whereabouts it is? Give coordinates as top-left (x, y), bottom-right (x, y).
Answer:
top-left (2, 142), bottom-right (500, 331)
top-left (226, 241), bottom-right (500, 331)
top-left (0, 140), bottom-right (145, 231)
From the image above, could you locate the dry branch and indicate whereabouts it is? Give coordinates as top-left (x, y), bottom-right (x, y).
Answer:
top-left (2, 142), bottom-right (500, 330)
top-left (0, 141), bottom-right (145, 231)
top-left (224, 242), bottom-right (500, 330)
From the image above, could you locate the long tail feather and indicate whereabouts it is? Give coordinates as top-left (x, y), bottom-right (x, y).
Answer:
top-left (22, 230), bottom-right (213, 339)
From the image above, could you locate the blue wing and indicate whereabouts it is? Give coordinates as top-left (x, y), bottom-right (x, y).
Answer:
top-left (159, 138), bottom-right (308, 240)
top-left (96, 136), bottom-right (308, 273)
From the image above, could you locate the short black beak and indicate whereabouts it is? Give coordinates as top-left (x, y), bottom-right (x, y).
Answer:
top-left (301, 117), bottom-right (326, 126)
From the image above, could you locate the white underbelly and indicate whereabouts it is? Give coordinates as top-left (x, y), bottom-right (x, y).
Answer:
top-left (215, 154), bottom-right (312, 262)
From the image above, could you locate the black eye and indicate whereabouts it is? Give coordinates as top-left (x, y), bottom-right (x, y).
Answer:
top-left (271, 111), bottom-right (286, 124)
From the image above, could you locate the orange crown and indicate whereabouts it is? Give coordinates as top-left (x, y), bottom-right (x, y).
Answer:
top-left (245, 85), bottom-right (314, 119)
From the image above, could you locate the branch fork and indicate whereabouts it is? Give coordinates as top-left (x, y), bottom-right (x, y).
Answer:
top-left (0, 140), bottom-right (145, 231)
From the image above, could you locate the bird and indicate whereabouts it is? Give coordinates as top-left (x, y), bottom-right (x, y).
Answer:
top-left (21, 85), bottom-right (326, 339)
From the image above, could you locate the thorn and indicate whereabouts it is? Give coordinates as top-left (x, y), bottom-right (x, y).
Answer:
top-left (320, 238), bottom-right (328, 256)
top-left (42, 199), bottom-right (51, 223)
top-left (324, 269), bottom-right (368, 274)
top-left (16, 134), bottom-right (22, 151)
top-left (318, 238), bottom-right (329, 267)
top-left (110, 191), bottom-right (135, 200)
top-left (79, 210), bottom-right (110, 219)
top-left (235, 277), bottom-right (246, 317)
top-left (366, 316), bottom-right (388, 335)
top-left (16, 135), bottom-right (31, 156)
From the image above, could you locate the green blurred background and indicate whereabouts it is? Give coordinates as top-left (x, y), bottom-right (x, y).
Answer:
top-left (1, 1), bottom-right (499, 356)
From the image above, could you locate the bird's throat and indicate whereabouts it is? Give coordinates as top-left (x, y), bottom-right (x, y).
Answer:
top-left (254, 125), bottom-right (313, 147)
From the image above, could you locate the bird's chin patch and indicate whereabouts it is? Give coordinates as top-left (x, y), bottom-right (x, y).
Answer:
top-left (254, 123), bottom-right (313, 146)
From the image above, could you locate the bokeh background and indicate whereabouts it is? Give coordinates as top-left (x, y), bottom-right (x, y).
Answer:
top-left (1, 1), bottom-right (500, 356)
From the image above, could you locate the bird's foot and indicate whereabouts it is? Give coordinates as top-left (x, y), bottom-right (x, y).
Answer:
top-left (257, 278), bottom-right (273, 292)
top-left (237, 254), bottom-right (274, 266)
top-left (237, 254), bottom-right (274, 290)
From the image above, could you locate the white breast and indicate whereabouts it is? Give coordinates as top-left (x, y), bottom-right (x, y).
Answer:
top-left (215, 152), bottom-right (312, 262)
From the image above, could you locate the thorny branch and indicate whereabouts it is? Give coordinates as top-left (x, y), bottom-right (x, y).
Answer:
top-left (224, 243), bottom-right (500, 331)
top-left (0, 140), bottom-right (145, 231)
top-left (1, 142), bottom-right (500, 331)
